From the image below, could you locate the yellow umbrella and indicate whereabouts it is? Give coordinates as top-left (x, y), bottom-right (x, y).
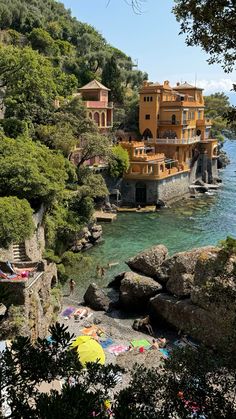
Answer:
top-left (70, 335), bottom-right (105, 366)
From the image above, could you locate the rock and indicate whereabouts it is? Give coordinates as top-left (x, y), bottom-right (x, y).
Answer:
top-left (161, 247), bottom-right (217, 296)
top-left (150, 293), bottom-right (222, 347)
top-left (107, 272), bottom-right (126, 289)
top-left (155, 199), bottom-right (165, 209)
top-left (84, 283), bottom-right (110, 311)
top-left (167, 273), bottom-right (194, 298)
top-left (119, 271), bottom-right (162, 311)
top-left (126, 245), bottom-right (168, 278)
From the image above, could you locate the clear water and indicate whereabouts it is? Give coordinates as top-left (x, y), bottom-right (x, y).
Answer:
top-left (69, 141), bottom-right (236, 298)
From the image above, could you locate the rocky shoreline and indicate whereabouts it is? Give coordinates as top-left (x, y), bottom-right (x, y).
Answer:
top-left (82, 242), bottom-right (236, 349)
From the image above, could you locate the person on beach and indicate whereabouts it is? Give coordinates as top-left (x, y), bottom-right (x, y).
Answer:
top-left (69, 279), bottom-right (75, 295)
top-left (151, 339), bottom-right (159, 350)
top-left (96, 265), bottom-right (101, 277)
top-left (101, 266), bottom-right (106, 277)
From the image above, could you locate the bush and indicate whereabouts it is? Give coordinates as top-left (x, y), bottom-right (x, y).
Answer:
top-left (109, 145), bottom-right (129, 178)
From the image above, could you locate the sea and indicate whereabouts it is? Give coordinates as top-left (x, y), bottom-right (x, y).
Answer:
top-left (67, 140), bottom-right (236, 299)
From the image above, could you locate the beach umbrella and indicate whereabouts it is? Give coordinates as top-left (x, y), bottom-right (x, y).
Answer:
top-left (70, 335), bottom-right (105, 366)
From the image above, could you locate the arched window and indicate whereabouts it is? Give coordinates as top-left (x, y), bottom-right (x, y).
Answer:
top-left (101, 113), bottom-right (105, 127)
top-left (171, 114), bottom-right (176, 125)
top-left (94, 112), bottom-right (100, 126)
top-left (143, 129), bottom-right (153, 140)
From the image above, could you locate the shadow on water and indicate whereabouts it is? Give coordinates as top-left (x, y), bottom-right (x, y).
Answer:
top-left (66, 141), bottom-right (236, 299)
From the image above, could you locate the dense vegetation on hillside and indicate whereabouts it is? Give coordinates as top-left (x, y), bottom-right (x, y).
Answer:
top-left (0, 0), bottom-right (141, 270)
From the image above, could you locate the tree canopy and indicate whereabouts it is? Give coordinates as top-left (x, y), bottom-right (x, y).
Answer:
top-left (173, 0), bottom-right (236, 72)
top-left (0, 197), bottom-right (34, 248)
top-left (109, 145), bottom-right (130, 178)
top-left (1, 322), bottom-right (236, 418)
top-left (0, 135), bottom-right (69, 206)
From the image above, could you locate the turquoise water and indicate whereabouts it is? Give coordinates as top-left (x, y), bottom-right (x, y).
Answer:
top-left (71, 141), bottom-right (236, 297)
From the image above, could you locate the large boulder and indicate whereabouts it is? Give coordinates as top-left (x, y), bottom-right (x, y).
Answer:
top-left (150, 293), bottom-right (225, 347)
top-left (163, 247), bottom-right (217, 297)
top-left (119, 271), bottom-right (162, 311)
top-left (126, 245), bottom-right (168, 278)
top-left (84, 283), bottom-right (110, 311)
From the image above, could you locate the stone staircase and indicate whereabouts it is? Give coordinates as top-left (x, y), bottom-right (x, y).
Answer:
top-left (12, 242), bottom-right (29, 263)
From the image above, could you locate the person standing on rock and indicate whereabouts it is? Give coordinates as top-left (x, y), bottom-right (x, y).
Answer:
top-left (69, 279), bottom-right (75, 295)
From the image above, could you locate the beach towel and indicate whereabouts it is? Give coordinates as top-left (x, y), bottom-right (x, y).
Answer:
top-left (81, 325), bottom-right (105, 338)
top-left (131, 339), bottom-right (150, 348)
top-left (61, 307), bottom-right (76, 317)
top-left (159, 348), bottom-right (170, 359)
top-left (108, 345), bottom-right (128, 356)
top-left (99, 337), bottom-right (113, 349)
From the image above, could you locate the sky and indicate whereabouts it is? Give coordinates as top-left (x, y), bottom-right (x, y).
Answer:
top-left (62, 0), bottom-right (236, 104)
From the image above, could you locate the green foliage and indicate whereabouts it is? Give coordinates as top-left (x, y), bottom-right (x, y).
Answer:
top-left (109, 145), bottom-right (130, 178)
top-left (36, 122), bottom-right (77, 156)
top-left (204, 92), bottom-right (235, 139)
top-left (29, 28), bottom-right (55, 55)
top-left (102, 55), bottom-right (125, 103)
top-left (0, 197), bottom-right (34, 248)
top-left (0, 135), bottom-right (68, 206)
top-left (173, 0), bottom-right (236, 72)
top-left (0, 45), bottom-right (57, 126)
top-left (77, 132), bottom-right (112, 167)
top-left (219, 236), bottom-right (236, 256)
top-left (1, 324), bottom-right (236, 418)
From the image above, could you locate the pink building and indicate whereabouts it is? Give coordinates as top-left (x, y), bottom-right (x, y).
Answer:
top-left (78, 79), bottom-right (113, 133)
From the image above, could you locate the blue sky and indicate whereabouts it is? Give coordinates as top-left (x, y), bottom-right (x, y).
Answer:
top-left (62, 0), bottom-right (236, 104)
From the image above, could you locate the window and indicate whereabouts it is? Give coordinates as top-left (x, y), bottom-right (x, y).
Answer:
top-left (144, 97), bottom-right (146, 102)
top-left (171, 114), bottom-right (176, 125)
top-left (150, 96), bottom-right (153, 102)
top-left (147, 97), bottom-right (150, 102)
top-left (145, 114), bottom-right (150, 120)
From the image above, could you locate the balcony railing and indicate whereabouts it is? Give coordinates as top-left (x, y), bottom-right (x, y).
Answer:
top-left (158, 120), bottom-right (181, 125)
top-left (145, 137), bottom-right (201, 145)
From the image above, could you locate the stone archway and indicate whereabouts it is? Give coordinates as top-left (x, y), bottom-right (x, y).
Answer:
top-left (135, 182), bottom-right (147, 204)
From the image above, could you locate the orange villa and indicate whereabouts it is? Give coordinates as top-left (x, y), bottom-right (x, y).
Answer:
top-left (119, 80), bottom-right (218, 204)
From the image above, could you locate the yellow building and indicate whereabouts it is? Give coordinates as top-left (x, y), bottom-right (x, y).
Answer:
top-left (119, 80), bottom-right (218, 204)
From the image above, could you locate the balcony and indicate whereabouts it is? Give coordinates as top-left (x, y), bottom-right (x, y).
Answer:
top-left (84, 101), bottom-right (113, 109)
top-left (152, 137), bottom-right (201, 145)
top-left (158, 120), bottom-right (181, 126)
top-left (196, 118), bottom-right (212, 126)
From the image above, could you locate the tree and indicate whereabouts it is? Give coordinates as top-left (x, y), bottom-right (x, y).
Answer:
top-left (0, 45), bottom-right (57, 126)
top-left (0, 197), bottom-right (34, 248)
top-left (109, 145), bottom-right (130, 178)
top-left (102, 55), bottom-right (125, 104)
top-left (36, 123), bottom-right (77, 157)
top-left (29, 28), bottom-right (56, 55)
top-left (204, 92), bottom-right (235, 139)
top-left (1, 323), bottom-right (236, 418)
top-left (0, 323), bottom-right (122, 418)
top-left (173, 0), bottom-right (236, 72)
top-left (76, 132), bottom-right (112, 167)
top-left (0, 135), bottom-right (69, 206)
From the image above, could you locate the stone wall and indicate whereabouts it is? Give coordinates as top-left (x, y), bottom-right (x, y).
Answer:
top-left (157, 172), bottom-right (189, 202)
top-left (0, 261), bottom-right (59, 340)
top-left (121, 172), bottom-right (190, 205)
